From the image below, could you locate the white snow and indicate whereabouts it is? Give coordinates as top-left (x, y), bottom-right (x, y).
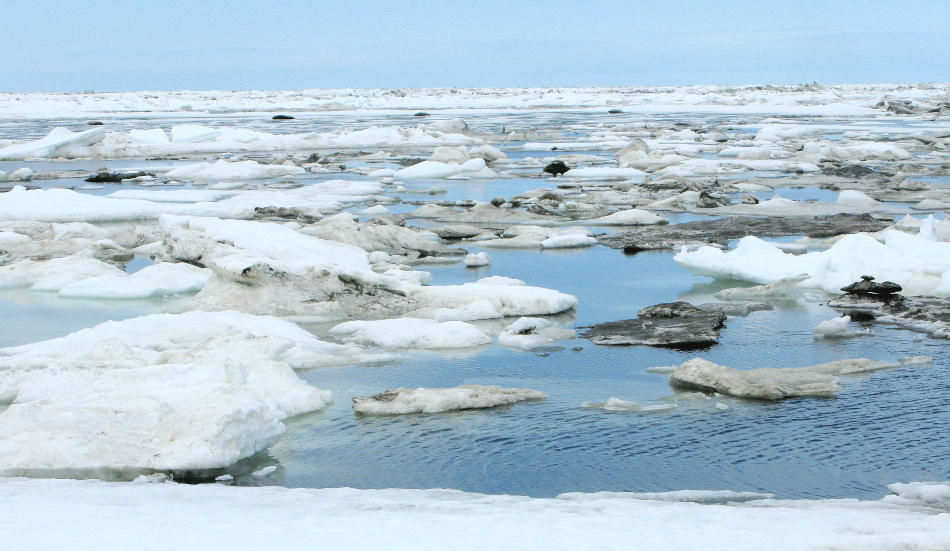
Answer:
top-left (0, 127), bottom-right (106, 160)
top-left (57, 262), bottom-right (211, 299)
top-left (2, 477), bottom-right (950, 551)
top-left (675, 227), bottom-right (950, 297)
top-left (328, 318), bottom-right (491, 349)
top-left (0, 311), bottom-right (403, 473)
top-left (352, 384), bottom-right (546, 414)
top-left (497, 317), bottom-right (576, 349)
top-left (813, 316), bottom-right (867, 338)
top-left (582, 209), bottom-right (668, 226)
top-left (395, 158), bottom-right (495, 179)
top-left (164, 160), bottom-right (306, 180)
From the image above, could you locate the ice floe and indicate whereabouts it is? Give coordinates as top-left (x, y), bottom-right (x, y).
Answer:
top-left (669, 356), bottom-right (930, 399)
top-left (0, 311), bottom-right (395, 475)
top-left (328, 318), bottom-right (491, 349)
top-left (675, 225), bottom-right (950, 297)
top-left (352, 385), bottom-right (546, 414)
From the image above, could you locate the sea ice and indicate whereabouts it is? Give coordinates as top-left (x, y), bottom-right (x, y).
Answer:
top-left (497, 317), bottom-right (576, 349)
top-left (669, 356), bottom-right (930, 399)
top-left (164, 160), bottom-right (306, 180)
top-left (0, 311), bottom-right (399, 474)
top-left (352, 384), bottom-right (546, 414)
top-left (328, 318), bottom-right (491, 349)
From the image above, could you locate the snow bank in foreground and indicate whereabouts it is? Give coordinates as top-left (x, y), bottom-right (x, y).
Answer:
top-left (1, 478), bottom-right (949, 551)
top-left (675, 227), bottom-right (950, 296)
top-left (352, 385), bottom-right (546, 414)
top-left (0, 311), bottom-right (391, 474)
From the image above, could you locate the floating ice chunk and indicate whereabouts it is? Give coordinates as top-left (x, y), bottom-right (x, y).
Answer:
top-left (497, 317), bottom-right (576, 349)
top-left (352, 384), bottom-right (546, 414)
top-left (676, 232), bottom-right (950, 297)
top-left (540, 234), bottom-right (597, 249)
top-left (582, 398), bottom-right (677, 412)
top-left (170, 125), bottom-right (222, 143)
top-left (469, 144), bottom-right (507, 162)
top-left (416, 279), bottom-right (578, 318)
top-left (669, 356), bottom-right (930, 399)
top-left (0, 311), bottom-right (392, 474)
top-left (57, 262), bottom-right (211, 299)
top-left (395, 158), bottom-right (494, 179)
top-left (359, 205), bottom-right (390, 216)
top-left (0, 256), bottom-right (126, 292)
top-left (298, 213), bottom-right (448, 256)
top-left (428, 146), bottom-right (470, 164)
top-left (328, 318), bottom-right (491, 349)
top-left (713, 275), bottom-right (810, 301)
top-left (251, 466), bottom-right (278, 478)
top-left (108, 189), bottom-right (238, 203)
top-left (165, 160), bottom-right (305, 180)
top-left (9, 168), bottom-right (34, 181)
top-left (128, 128), bottom-right (170, 144)
top-left (431, 300), bottom-right (502, 322)
top-left (582, 209), bottom-right (668, 226)
top-left (464, 252), bottom-right (492, 267)
top-left (0, 127), bottom-right (106, 160)
top-left (561, 167), bottom-right (647, 181)
top-left (813, 316), bottom-right (867, 338)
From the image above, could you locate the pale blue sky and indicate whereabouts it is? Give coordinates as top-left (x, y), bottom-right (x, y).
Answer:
top-left (4, 0), bottom-right (949, 92)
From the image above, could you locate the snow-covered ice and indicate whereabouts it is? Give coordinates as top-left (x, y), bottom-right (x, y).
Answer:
top-left (2, 477), bottom-right (950, 551)
top-left (328, 318), bottom-right (491, 349)
top-left (0, 311), bottom-right (398, 474)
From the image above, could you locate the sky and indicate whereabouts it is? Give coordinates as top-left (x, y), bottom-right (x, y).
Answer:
top-left (3, 0), bottom-right (950, 92)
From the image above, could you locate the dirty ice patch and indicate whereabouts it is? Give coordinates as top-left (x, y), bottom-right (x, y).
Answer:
top-left (352, 385), bottom-right (546, 414)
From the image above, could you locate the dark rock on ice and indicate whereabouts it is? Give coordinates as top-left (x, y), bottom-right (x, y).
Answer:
top-left (695, 190), bottom-right (732, 208)
top-left (397, 157), bottom-right (425, 167)
top-left (543, 160), bottom-right (570, 177)
top-left (840, 275), bottom-right (902, 297)
top-left (820, 164), bottom-right (889, 179)
top-left (84, 171), bottom-right (155, 183)
top-left (253, 206), bottom-right (318, 222)
top-left (599, 213), bottom-right (888, 252)
top-left (580, 301), bottom-right (727, 349)
top-left (696, 301), bottom-right (773, 316)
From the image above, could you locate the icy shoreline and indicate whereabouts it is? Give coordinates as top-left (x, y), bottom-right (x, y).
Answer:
top-left (1, 82), bottom-right (948, 118)
top-left (1, 477), bottom-right (949, 551)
